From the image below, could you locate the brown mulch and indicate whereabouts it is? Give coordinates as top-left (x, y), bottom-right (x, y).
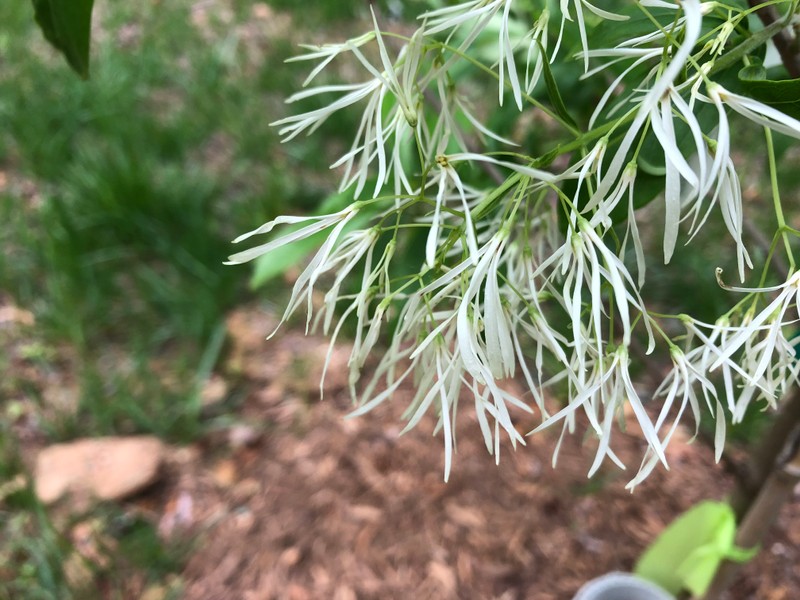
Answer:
top-left (141, 306), bottom-right (800, 600)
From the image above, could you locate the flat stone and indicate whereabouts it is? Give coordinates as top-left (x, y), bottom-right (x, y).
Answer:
top-left (35, 436), bottom-right (164, 504)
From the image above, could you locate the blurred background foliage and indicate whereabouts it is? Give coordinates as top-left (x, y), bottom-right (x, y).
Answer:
top-left (1, 0), bottom-right (799, 597)
top-left (1, 0), bottom-right (359, 440)
top-left (0, 1), bottom-right (372, 597)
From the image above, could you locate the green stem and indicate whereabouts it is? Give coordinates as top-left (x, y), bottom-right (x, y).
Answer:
top-left (765, 127), bottom-right (795, 274)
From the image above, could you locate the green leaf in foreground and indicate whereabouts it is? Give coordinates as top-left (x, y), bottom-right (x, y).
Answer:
top-left (635, 501), bottom-right (758, 597)
top-left (32, 0), bottom-right (95, 78)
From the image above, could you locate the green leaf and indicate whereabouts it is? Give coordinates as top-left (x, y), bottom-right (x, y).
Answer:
top-left (537, 41), bottom-right (577, 129)
top-left (736, 75), bottom-right (800, 120)
top-left (32, 0), bottom-right (95, 78)
top-left (635, 501), bottom-right (758, 597)
top-left (249, 185), bottom-right (373, 289)
top-left (738, 57), bottom-right (767, 82)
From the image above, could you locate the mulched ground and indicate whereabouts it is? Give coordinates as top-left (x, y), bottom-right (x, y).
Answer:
top-left (141, 305), bottom-right (800, 600)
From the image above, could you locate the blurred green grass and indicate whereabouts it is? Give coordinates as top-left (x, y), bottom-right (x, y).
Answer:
top-left (0, 1), bottom-right (371, 597)
top-left (0, 1), bottom-right (352, 438)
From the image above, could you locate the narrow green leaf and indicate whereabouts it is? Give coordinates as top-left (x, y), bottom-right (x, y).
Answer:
top-left (32, 0), bottom-right (95, 78)
top-left (537, 41), bottom-right (577, 129)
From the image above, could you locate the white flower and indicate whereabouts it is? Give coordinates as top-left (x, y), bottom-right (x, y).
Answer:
top-left (457, 229), bottom-right (515, 381)
top-left (559, 0), bottom-right (628, 71)
top-left (650, 87), bottom-right (708, 263)
top-left (228, 0), bottom-right (800, 486)
top-left (226, 204), bottom-right (361, 265)
top-left (534, 216), bottom-right (654, 377)
top-left (421, 0), bottom-right (523, 109)
top-left (350, 276), bottom-right (529, 479)
top-left (587, 0), bottom-right (703, 211)
top-left (627, 345), bottom-right (725, 490)
top-left (679, 315), bottom-right (745, 414)
top-left (286, 32), bottom-right (376, 87)
top-left (319, 227), bottom-right (382, 331)
top-left (272, 80), bottom-right (381, 143)
top-left (317, 233), bottom-right (397, 397)
top-left (513, 305), bottom-right (572, 419)
top-left (583, 158), bottom-right (633, 226)
top-left (692, 151), bottom-right (752, 282)
top-left (572, 138), bottom-right (608, 209)
top-left (531, 345), bottom-right (667, 478)
top-left (272, 16), bottom-right (425, 197)
top-left (672, 86), bottom-right (752, 281)
top-left (523, 9), bottom-right (550, 94)
top-left (710, 270), bottom-right (800, 394)
top-left (680, 291), bottom-right (800, 426)
top-left (710, 84), bottom-right (800, 141)
top-left (618, 164), bottom-right (647, 288)
top-left (425, 154), bottom-right (481, 268)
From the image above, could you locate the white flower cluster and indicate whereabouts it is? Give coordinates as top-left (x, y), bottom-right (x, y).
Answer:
top-left (229, 1), bottom-right (800, 486)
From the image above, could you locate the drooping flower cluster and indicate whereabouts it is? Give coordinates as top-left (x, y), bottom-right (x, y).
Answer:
top-left (229, 1), bottom-right (800, 485)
